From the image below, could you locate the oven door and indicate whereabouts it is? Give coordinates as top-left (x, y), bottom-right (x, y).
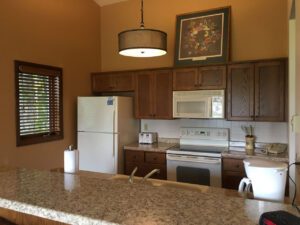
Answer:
top-left (167, 154), bottom-right (222, 187)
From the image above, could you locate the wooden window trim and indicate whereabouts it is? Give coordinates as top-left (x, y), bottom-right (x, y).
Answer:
top-left (15, 60), bottom-right (63, 146)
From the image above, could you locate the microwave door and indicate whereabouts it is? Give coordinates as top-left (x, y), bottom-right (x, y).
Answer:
top-left (174, 98), bottom-right (210, 118)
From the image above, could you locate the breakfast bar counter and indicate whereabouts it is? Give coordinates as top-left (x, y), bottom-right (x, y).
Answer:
top-left (0, 167), bottom-right (298, 225)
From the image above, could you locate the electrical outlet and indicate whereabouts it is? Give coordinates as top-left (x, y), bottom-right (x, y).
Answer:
top-left (143, 123), bottom-right (148, 131)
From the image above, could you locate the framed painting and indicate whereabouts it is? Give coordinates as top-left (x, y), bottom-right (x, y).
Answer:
top-left (174, 6), bottom-right (231, 67)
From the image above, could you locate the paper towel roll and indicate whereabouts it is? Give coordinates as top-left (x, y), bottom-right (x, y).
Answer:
top-left (64, 150), bottom-right (79, 173)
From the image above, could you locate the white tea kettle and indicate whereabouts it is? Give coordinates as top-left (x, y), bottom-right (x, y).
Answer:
top-left (238, 158), bottom-right (287, 202)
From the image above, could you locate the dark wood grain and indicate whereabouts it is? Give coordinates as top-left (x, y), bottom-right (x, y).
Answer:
top-left (254, 60), bottom-right (285, 121)
top-left (222, 158), bottom-right (246, 190)
top-left (124, 150), bottom-right (167, 180)
top-left (227, 63), bottom-right (254, 121)
top-left (134, 71), bottom-right (153, 119)
top-left (153, 70), bottom-right (173, 119)
top-left (91, 71), bottom-right (134, 93)
top-left (198, 65), bottom-right (226, 89)
top-left (173, 68), bottom-right (198, 90)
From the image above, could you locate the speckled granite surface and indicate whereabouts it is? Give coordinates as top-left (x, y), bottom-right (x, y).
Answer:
top-left (124, 142), bottom-right (177, 152)
top-left (0, 167), bottom-right (298, 225)
top-left (222, 148), bottom-right (289, 162)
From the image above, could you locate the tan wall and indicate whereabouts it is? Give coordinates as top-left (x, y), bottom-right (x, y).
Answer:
top-left (0, 0), bottom-right (101, 169)
top-left (100, 0), bottom-right (288, 72)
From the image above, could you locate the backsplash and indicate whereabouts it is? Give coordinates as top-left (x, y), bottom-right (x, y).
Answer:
top-left (141, 119), bottom-right (288, 144)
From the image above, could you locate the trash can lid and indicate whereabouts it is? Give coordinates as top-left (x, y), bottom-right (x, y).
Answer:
top-left (243, 158), bottom-right (287, 169)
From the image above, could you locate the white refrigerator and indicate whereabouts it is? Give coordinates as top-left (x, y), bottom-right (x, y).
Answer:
top-left (77, 96), bottom-right (138, 174)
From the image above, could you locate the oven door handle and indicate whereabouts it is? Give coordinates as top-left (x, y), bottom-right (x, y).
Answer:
top-left (167, 154), bottom-right (221, 164)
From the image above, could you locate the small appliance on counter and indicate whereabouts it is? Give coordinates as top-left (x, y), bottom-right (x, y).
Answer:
top-left (238, 158), bottom-right (288, 202)
top-left (139, 132), bottom-right (158, 144)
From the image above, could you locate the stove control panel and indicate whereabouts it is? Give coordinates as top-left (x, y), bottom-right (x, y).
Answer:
top-left (180, 127), bottom-right (229, 141)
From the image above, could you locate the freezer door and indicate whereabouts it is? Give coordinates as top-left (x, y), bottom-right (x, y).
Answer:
top-left (78, 97), bottom-right (115, 133)
top-left (78, 132), bottom-right (116, 173)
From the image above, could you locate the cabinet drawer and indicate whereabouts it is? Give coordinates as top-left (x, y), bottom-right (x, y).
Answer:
top-left (145, 152), bottom-right (166, 164)
top-left (223, 158), bottom-right (245, 172)
top-left (125, 150), bottom-right (144, 163)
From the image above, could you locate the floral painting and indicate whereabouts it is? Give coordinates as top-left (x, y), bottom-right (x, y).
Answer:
top-left (174, 7), bottom-right (230, 67)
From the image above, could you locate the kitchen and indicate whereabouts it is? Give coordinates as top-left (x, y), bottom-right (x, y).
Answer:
top-left (0, 0), bottom-right (300, 224)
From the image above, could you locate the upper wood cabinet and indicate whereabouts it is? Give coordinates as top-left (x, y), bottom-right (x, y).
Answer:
top-left (135, 69), bottom-right (173, 119)
top-left (91, 71), bottom-right (134, 93)
top-left (227, 63), bottom-right (255, 121)
top-left (173, 65), bottom-right (226, 90)
top-left (227, 59), bottom-right (286, 122)
top-left (254, 61), bottom-right (285, 121)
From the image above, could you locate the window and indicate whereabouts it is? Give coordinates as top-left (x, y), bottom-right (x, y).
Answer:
top-left (15, 61), bottom-right (63, 146)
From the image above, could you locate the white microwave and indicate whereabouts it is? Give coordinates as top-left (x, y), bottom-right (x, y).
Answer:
top-left (173, 90), bottom-right (225, 119)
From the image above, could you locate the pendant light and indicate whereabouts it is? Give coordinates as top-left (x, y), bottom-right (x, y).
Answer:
top-left (118, 0), bottom-right (167, 57)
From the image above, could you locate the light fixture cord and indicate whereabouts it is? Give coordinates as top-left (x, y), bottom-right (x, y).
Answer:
top-left (140, 0), bottom-right (144, 29)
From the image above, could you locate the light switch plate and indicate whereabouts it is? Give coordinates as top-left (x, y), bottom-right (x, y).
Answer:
top-left (292, 115), bottom-right (300, 133)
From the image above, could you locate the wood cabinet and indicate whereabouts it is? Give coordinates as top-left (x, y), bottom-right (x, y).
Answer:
top-left (135, 69), bottom-right (173, 119)
top-left (227, 59), bottom-right (286, 121)
top-left (173, 65), bottom-right (226, 90)
top-left (222, 158), bottom-right (246, 190)
top-left (91, 71), bottom-right (134, 93)
top-left (124, 150), bottom-right (166, 180)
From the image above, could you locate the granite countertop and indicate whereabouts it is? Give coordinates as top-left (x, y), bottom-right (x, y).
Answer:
top-left (124, 142), bottom-right (178, 152)
top-left (0, 167), bottom-right (298, 225)
top-left (222, 147), bottom-right (289, 162)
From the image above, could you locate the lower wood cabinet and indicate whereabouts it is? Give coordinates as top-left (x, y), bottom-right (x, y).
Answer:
top-left (124, 150), bottom-right (166, 180)
top-left (222, 158), bottom-right (246, 190)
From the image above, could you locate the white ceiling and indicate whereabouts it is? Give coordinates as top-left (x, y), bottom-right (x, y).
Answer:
top-left (94, 0), bottom-right (128, 7)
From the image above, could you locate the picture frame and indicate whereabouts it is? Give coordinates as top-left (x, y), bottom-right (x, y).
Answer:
top-left (174, 6), bottom-right (231, 67)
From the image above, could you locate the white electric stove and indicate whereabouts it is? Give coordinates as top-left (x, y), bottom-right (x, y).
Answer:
top-left (167, 127), bottom-right (229, 187)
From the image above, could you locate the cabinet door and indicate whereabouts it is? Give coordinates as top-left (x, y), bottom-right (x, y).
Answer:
top-left (153, 70), bottom-right (173, 119)
top-left (173, 68), bottom-right (198, 90)
top-left (143, 164), bottom-right (167, 180)
top-left (91, 72), bottom-right (134, 93)
top-left (227, 64), bottom-right (255, 121)
top-left (254, 60), bottom-right (286, 121)
top-left (91, 73), bottom-right (113, 92)
top-left (198, 66), bottom-right (226, 89)
top-left (135, 71), bottom-right (154, 119)
top-left (113, 72), bottom-right (135, 92)
top-left (222, 158), bottom-right (246, 190)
